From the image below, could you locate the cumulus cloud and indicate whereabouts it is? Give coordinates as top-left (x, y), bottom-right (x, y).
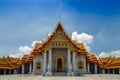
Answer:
top-left (71, 31), bottom-right (94, 52)
top-left (48, 32), bottom-right (51, 36)
top-left (99, 50), bottom-right (120, 58)
top-left (86, 46), bottom-right (91, 52)
top-left (72, 32), bottom-right (93, 43)
top-left (9, 53), bottom-right (22, 58)
top-left (31, 41), bottom-right (38, 47)
top-left (31, 40), bottom-right (42, 47)
top-left (17, 40), bottom-right (42, 57)
top-left (16, 40), bottom-right (41, 58)
top-left (19, 46), bottom-right (32, 53)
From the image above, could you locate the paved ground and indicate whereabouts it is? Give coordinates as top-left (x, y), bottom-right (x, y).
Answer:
top-left (0, 74), bottom-right (120, 80)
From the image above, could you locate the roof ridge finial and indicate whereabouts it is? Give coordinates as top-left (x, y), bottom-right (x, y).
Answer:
top-left (58, 14), bottom-right (61, 22)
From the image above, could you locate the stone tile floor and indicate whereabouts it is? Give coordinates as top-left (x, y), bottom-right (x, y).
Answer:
top-left (0, 74), bottom-right (120, 80)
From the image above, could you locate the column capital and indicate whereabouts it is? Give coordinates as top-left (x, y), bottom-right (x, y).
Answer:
top-left (73, 51), bottom-right (77, 56)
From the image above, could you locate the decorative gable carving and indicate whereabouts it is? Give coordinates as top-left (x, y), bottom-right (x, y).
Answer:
top-left (41, 21), bottom-right (78, 52)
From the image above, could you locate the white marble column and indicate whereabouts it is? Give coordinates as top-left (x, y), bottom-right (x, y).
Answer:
top-left (87, 63), bottom-right (90, 73)
top-left (67, 49), bottom-right (74, 76)
top-left (102, 69), bottom-right (105, 74)
top-left (22, 64), bottom-right (24, 74)
top-left (4, 69), bottom-right (6, 74)
top-left (108, 69), bottom-right (110, 74)
top-left (95, 63), bottom-right (97, 74)
top-left (119, 69), bottom-right (120, 74)
top-left (29, 63), bottom-right (32, 73)
top-left (17, 69), bottom-right (20, 74)
top-left (14, 69), bottom-right (17, 74)
top-left (9, 70), bottom-right (11, 74)
top-left (113, 69), bottom-right (115, 74)
top-left (45, 49), bottom-right (52, 76)
top-left (43, 51), bottom-right (47, 73)
top-left (49, 49), bottom-right (52, 72)
top-left (73, 52), bottom-right (76, 73)
top-left (83, 56), bottom-right (87, 73)
top-left (67, 49), bottom-right (71, 72)
top-left (33, 57), bottom-right (36, 72)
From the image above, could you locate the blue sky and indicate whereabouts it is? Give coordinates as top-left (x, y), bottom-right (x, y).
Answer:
top-left (0, 0), bottom-right (120, 57)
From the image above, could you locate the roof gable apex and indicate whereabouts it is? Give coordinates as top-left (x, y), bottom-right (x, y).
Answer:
top-left (53, 21), bottom-right (66, 33)
top-left (40, 21), bottom-right (79, 50)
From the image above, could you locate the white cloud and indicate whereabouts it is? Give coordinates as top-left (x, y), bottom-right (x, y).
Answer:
top-left (86, 46), bottom-right (91, 52)
top-left (19, 46), bottom-right (32, 53)
top-left (17, 40), bottom-right (42, 57)
top-left (31, 41), bottom-right (39, 47)
top-left (99, 52), bottom-right (109, 57)
top-left (31, 40), bottom-right (42, 47)
top-left (9, 53), bottom-right (22, 58)
top-left (71, 31), bottom-right (94, 52)
top-left (17, 40), bottom-right (41, 57)
top-left (72, 32), bottom-right (93, 43)
top-left (48, 32), bottom-right (51, 36)
top-left (99, 50), bottom-right (120, 58)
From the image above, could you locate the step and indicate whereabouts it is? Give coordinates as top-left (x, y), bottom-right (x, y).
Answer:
top-left (53, 72), bottom-right (67, 76)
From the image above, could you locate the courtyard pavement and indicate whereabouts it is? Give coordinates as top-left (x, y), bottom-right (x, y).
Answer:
top-left (0, 74), bottom-right (120, 80)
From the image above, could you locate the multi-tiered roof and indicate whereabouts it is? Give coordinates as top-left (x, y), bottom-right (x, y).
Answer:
top-left (0, 21), bottom-right (120, 70)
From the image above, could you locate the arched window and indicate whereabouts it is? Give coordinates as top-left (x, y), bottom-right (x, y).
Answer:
top-left (36, 59), bottom-right (41, 70)
top-left (78, 59), bottom-right (84, 69)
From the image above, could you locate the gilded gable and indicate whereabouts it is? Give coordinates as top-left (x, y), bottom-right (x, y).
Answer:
top-left (41, 22), bottom-right (78, 51)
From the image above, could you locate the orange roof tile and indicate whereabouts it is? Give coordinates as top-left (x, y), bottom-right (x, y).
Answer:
top-left (0, 57), bottom-right (22, 70)
top-left (22, 54), bottom-right (29, 59)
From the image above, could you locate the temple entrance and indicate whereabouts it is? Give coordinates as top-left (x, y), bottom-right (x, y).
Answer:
top-left (55, 54), bottom-right (64, 72)
top-left (52, 48), bottom-right (67, 73)
top-left (57, 58), bottom-right (63, 72)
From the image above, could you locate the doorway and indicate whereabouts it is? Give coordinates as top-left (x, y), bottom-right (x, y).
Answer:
top-left (55, 54), bottom-right (64, 72)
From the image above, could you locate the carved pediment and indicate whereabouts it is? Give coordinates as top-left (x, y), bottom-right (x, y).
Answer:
top-left (51, 29), bottom-right (68, 41)
top-left (41, 21), bottom-right (78, 51)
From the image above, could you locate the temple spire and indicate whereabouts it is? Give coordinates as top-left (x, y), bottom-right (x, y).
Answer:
top-left (58, 14), bottom-right (61, 21)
